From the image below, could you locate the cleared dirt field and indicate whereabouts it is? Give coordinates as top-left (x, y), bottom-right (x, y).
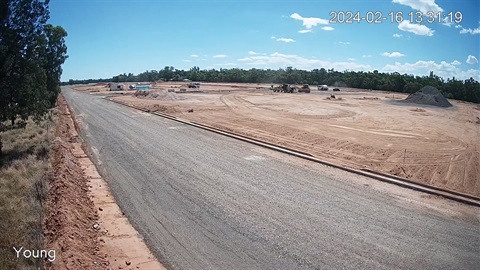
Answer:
top-left (105, 82), bottom-right (480, 197)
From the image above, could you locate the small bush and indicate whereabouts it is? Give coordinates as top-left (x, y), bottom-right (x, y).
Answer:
top-left (35, 144), bottom-right (49, 160)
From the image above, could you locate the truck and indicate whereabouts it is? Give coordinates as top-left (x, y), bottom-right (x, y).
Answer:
top-left (318, 85), bottom-right (328, 91)
top-left (188, 82), bottom-right (201, 88)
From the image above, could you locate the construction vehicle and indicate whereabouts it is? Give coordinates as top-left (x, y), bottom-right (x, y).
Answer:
top-left (318, 85), bottom-right (328, 91)
top-left (273, 84), bottom-right (295, 93)
top-left (188, 82), bottom-right (201, 88)
top-left (298, 84), bottom-right (311, 93)
top-left (282, 84), bottom-right (295, 93)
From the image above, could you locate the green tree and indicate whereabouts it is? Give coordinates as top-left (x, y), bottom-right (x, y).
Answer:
top-left (0, 0), bottom-right (67, 153)
top-left (42, 24), bottom-right (68, 108)
top-left (464, 78), bottom-right (480, 103)
top-left (67, 67), bottom-right (479, 104)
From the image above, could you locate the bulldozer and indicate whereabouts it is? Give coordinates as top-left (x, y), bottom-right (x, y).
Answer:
top-left (273, 84), bottom-right (295, 93)
top-left (298, 84), bottom-right (311, 93)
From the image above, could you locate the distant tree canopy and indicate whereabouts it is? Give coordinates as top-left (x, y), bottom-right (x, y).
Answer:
top-left (0, 0), bottom-right (68, 128)
top-left (67, 66), bottom-right (480, 104)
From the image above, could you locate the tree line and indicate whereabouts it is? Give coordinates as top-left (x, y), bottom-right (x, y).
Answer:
top-left (67, 66), bottom-right (480, 104)
top-left (1, 0), bottom-right (68, 129)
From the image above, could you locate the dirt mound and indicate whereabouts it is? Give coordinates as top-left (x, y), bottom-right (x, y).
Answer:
top-left (44, 96), bottom-right (108, 269)
top-left (147, 103), bottom-right (177, 113)
top-left (404, 86), bottom-right (452, 107)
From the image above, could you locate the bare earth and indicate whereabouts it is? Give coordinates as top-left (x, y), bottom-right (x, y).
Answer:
top-left (78, 82), bottom-right (480, 197)
top-left (44, 96), bottom-right (108, 269)
top-left (45, 95), bottom-right (164, 270)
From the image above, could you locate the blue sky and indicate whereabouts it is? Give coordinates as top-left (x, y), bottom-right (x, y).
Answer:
top-left (48, 0), bottom-right (479, 81)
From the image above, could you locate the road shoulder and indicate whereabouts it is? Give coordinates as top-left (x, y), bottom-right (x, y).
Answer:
top-left (44, 95), bottom-right (165, 270)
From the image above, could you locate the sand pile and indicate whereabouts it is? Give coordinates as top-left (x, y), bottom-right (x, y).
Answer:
top-left (404, 86), bottom-right (452, 107)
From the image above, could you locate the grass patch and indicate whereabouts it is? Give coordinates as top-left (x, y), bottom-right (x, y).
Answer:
top-left (0, 112), bottom-right (56, 270)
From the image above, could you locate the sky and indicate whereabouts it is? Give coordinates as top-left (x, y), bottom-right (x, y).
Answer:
top-left (48, 0), bottom-right (480, 81)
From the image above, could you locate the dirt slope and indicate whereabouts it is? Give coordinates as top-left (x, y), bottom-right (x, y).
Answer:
top-left (44, 96), bottom-right (108, 269)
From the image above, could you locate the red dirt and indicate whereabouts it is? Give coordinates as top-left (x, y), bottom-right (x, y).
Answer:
top-left (44, 95), bottom-right (165, 270)
top-left (44, 96), bottom-right (108, 269)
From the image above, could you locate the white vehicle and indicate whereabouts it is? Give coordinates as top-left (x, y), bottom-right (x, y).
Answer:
top-left (318, 85), bottom-right (328, 91)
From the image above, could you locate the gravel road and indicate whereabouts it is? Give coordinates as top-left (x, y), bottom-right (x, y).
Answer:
top-left (63, 86), bottom-right (479, 270)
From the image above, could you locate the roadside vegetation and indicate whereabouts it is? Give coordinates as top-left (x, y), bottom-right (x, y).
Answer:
top-left (0, 115), bottom-right (55, 269)
top-left (0, 0), bottom-right (68, 149)
top-left (0, 0), bottom-right (67, 269)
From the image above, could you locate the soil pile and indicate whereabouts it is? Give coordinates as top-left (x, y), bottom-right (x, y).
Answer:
top-left (44, 96), bottom-right (108, 269)
top-left (404, 86), bottom-right (452, 107)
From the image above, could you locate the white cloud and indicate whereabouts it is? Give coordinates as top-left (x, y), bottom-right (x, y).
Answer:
top-left (338, 41), bottom-right (351, 45)
top-left (392, 0), bottom-right (443, 14)
top-left (246, 51), bottom-right (267, 56)
top-left (382, 52), bottom-right (406, 58)
top-left (460, 27), bottom-right (480, 35)
top-left (182, 59), bottom-right (191, 63)
top-left (190, 54), bottom-right (198, 58)
top-left (466, 55), bottom-right (479, 64)
top-left (455, 24), bottom-right (462, 29)
top-left (382, 52), bottom-right (405, 58)
top-left (213, 54), bottom-right (228, 58)
top-left (348, 58), bottom-right (356, 61)
top-left (398, 21), bottom-right (434, 36)
top-left (393, 33), bottom-right (403, 38)
top-left (299, 29), bottom-right (312, 34)
top-left (451, 60), bottom-right (461, 66)
top-left (276, 37), bottom-right (295, 43)
top-left (237, 52), bottom-right (371, 71)
top-left (290, 13), bottom-right (329, 29)
top-left (362, 55), bottom-right (372, 58)
top-left (382, 60), bottom-right (480, 80)
top-left (442, 17), bottom-right (452, 27)
top-left (322, 26), bottom-right (334, 31)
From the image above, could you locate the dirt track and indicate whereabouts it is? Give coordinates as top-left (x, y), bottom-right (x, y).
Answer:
top-left (99, 82), bottom-right (480, 196)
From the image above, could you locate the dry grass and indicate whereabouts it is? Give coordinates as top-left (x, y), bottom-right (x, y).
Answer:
top-left (0, 112), bottom-right (56, 270)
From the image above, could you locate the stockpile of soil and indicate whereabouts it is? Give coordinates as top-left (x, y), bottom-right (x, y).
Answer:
top-left (44, 96), bottom-right (108, 269)
top-left (404, 86), bottom-right (452, 107)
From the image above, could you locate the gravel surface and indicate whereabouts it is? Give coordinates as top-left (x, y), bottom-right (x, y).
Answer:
top-left (404, 86), bottom-right (453, 107)
top-left (113, 85), bottom-right (480, 197)
top-left (63, 86), bottom-right (479, 270)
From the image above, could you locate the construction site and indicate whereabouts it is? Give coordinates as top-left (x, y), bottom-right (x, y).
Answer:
top-left (74, 82), bottom-right (480, 197)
